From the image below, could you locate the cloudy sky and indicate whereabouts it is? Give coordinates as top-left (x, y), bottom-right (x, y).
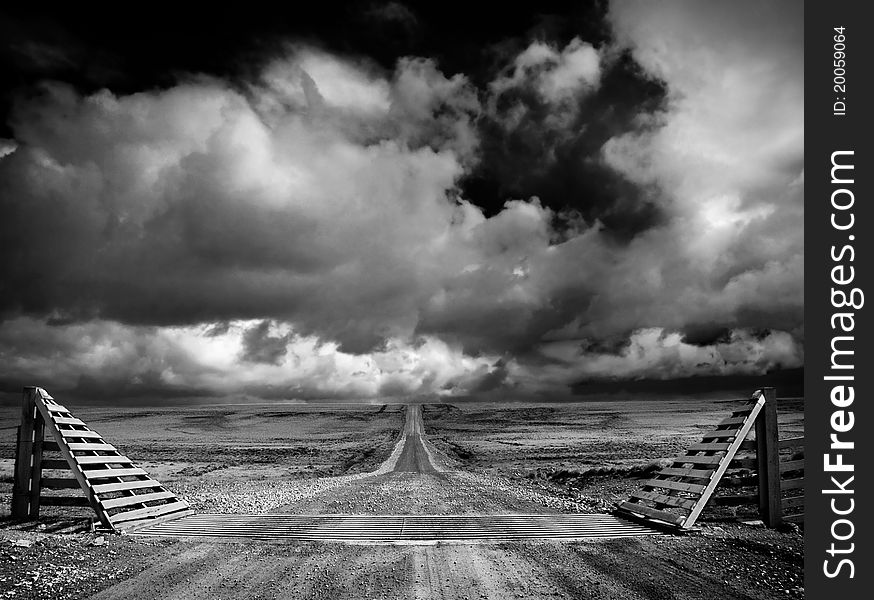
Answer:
top-left (0, 1), bottom-right (803, 403)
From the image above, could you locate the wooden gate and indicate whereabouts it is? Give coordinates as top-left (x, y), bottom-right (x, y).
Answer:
top-left (10, 386), bottom-right (191, 531)
top-left (616, 388), bottom-right (803, 530)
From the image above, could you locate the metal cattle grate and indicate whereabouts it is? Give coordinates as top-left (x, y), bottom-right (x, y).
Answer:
top-left (130, 513), bottom-right (663, 542)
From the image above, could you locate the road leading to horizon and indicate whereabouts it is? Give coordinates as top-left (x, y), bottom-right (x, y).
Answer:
top-left (392, 405), bottom-right (439, 474)
top-left (97, 405), bottom-right (751, 600)
top-left (133, 405), bottom-right (655, 540)
top-left (264, 403), bottom-right (576, 515)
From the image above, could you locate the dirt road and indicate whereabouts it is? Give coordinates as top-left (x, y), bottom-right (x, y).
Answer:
top-left (393, 405), bottom-right (438, 474)
top-left (64, 405), bottom-right (804, 600)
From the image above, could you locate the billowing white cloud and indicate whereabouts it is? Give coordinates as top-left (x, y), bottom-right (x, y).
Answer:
top-left (490, 37), bottom-right (601, 105)
top-left (0, 317), bottom-right (502, 400)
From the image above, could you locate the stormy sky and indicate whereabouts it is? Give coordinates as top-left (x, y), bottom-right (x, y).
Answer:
top-left (0, 1), bottom-right (804, 403)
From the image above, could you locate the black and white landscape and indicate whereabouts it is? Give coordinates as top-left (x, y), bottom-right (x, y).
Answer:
top-left (0, 2), bottom-right (804, 599)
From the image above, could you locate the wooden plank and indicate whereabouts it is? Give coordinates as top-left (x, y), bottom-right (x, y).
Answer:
top-left (711, 493), bottom-right (758, 506)
top-left (687, 442), bottom-right (731, 452)
top-left (101, 491), bottom-right (176, 510)
top-left (92, 479), bottom-right (163, 494)
top-left (76, 455), bottom-right (133, 465)
top-left (781, 477), bottom-right (804, 490)
top-left (782, 495), bottom-right (805, 509)
top-left (58, 429), bottom-right (103, 439)
top-left (41, 477), bottom-right (81, 489)
top-left (119, 508), bottom-right (194, 533)
top-left (683, 392), bottom-right (766, 529)
top-left (719, 416), bottom-right (747, 426)
top-left (780, 460), bottom-right (804, 473)
top-left (109, 500), bottom-right (191, 525)
top-left (783, 513), bottom-right (804, 523)
top-left (779, 437), bottom-right (805, 450)
top-left (629, 490), bottom-right (696, 511)
top-left (657, 467), bottom-right (714, 479)
top-left (617, 501), bottom-right (685, 526)
top-left (82, 467), bottom-right (147, 479)
top-left (67, 442), bottom-right (117, 452)
top-left (39, 495), bottom-right (90, 507)
top-left (41, 459), bottom-right (72, 470)
top-left (52, 417), bottom-right (86, 426)
top-left (644, 479), bottom-right (706, 494)
top-left (118, 509), bottom-right (194, 532)
top-left (700, 429), bottom-right (741, 440)
top-left (673, 455), bottom-right (724, 466)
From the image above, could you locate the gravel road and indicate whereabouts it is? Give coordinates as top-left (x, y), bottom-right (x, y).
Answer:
top-left (1, 405), bottom-right (803, 600)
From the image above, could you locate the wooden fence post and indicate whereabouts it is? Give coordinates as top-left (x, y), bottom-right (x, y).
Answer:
top-left (756, 387), bottom-right (782, 526)
top-left (11, 387), bottom-right (38, 519)
top-left (28, 405), bottom-right (46, 518)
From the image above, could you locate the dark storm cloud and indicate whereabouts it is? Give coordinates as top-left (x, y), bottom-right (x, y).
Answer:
top-left (471, 40), bottom-right (668, 239)
top-left (241, 321), bottom-right (292, 365)
top-left (679, 325), bottom-right (733, 348)
top-left (0, 0), bottom-right (803, 400)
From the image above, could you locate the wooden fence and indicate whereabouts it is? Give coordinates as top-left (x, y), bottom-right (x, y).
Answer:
top-left (10, 386), bottom-right (191, 531)
top-left (710, 388), bottom-right (804, 526)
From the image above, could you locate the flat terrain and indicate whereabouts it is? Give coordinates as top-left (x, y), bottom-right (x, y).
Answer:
top-left (423, 397), bottom-right (805, 517)
top-left (0, 397), bottom-right (803, 599)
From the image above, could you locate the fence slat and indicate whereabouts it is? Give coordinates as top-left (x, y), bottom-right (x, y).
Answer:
top-left (644, 479), bottom-right (706, 494)
top-left (779, 460), bottom-right (804, 473)
top-left (779, 437), bottom-right (805, 450)
top-left (617, 501), bottom-right (686, 526)
top-left (781, 495), bottom-right (805, 509)
top-left (780, 477), bottom-right (804, 490)
top-left (657, 467), bottom-right (714, 479)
